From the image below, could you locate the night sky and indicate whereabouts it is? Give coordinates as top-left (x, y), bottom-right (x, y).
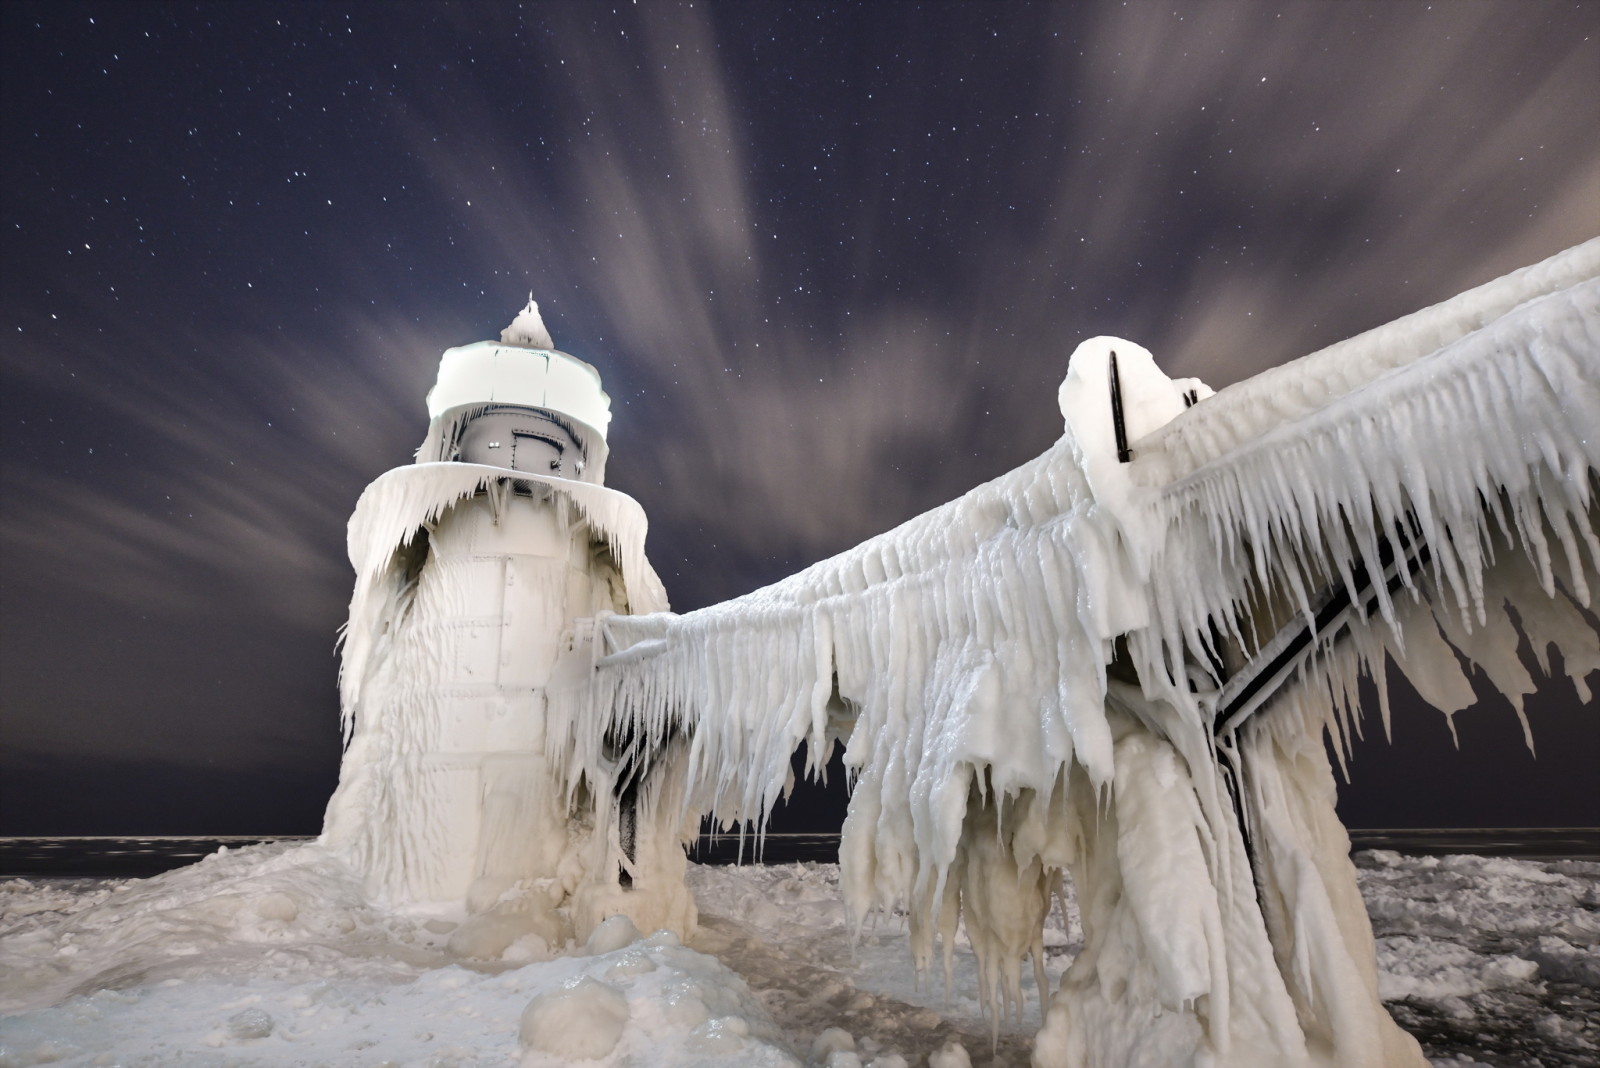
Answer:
top-left (3, 2), bottom-right (1596, 837)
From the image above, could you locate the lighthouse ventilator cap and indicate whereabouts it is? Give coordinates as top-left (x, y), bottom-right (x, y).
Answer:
top-left (426, 299), bottom-right (611, 457)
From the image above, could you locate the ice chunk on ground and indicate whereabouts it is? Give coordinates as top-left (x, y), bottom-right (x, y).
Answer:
top-left (929, 1040), bottom-right (974, 1068)
top-left (519, 975), bottom-right (630, 1060)
top-left (587, 913), bottom-right (644, 955)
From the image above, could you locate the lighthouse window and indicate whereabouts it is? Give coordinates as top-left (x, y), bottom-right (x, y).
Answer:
top-left (512, 431), bottom-right (566, 476)
top-left (454, 407), bottom-right (588, 480)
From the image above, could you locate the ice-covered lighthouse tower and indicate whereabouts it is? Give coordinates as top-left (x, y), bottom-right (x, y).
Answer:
top-left (321, 300), bottom-right (683, 933)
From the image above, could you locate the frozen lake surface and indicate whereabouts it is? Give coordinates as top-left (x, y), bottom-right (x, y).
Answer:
top-left (0, 839), bottom-right (1595, 1066)
top-left (4, 828), bottom-right (1593, 877)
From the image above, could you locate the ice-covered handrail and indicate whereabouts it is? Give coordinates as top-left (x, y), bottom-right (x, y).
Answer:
top-left (1139, 269), bottom-right (1598, 760)
top-left (1137, 238), bottom-right (1600, 482)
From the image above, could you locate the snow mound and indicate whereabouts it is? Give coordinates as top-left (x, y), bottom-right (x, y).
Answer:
top-left (519, 976), bottom-right (631, 1060)
top-left (0, 849), bottom-right (798, 1068)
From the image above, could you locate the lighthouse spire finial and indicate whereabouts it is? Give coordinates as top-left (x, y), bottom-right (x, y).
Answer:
top-left (500, 294), bottom-right (555, 350)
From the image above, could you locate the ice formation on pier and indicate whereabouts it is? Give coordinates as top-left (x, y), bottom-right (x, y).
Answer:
top-left (563, 239), bottom-right (1600, 1066)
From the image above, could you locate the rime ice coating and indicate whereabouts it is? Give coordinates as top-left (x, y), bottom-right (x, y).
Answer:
top-left (320, 460), bottom-right (692, 936)
top-left (321, 305), bottom-right (682, 938)
top-left (568, 239), bottom-right (1599, 1066)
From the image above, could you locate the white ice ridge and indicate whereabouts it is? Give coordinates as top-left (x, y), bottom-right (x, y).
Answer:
top-left (565, 239), bottom-right (1600, 1066)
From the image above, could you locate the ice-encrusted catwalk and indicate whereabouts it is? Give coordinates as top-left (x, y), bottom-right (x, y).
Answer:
top-left (564, 240), bottom-right (1599, 1065)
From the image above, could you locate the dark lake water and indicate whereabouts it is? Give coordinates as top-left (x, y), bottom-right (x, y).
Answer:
top-left (0, 828), bottom-right (1594, 878)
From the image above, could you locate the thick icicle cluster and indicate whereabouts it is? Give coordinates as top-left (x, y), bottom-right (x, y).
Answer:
top-left (1130, 242), bottom-right (1599, 722)
top-left (560, 240), bottom-right (1599, 1066)
top-left (339, 461), bottom-right (665, 728)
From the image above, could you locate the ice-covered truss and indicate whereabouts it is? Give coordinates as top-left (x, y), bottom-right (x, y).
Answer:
top-left (556, 240), bottom-right (1599, 1066)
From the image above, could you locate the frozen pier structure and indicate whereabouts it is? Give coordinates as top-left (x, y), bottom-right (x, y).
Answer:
top-left (576, 242), bottom-right (1598, 1066)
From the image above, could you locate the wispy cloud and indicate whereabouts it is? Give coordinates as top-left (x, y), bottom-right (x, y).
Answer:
top-left (389, 1), bottom-right (1599, 593)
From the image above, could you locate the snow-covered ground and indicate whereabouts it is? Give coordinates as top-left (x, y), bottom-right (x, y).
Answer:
top-left (0, 844), bottom-right (1593, 1067)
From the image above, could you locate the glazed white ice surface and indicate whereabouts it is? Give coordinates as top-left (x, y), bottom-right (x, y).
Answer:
top-left (1, 846), bottom-right (1594, 1066)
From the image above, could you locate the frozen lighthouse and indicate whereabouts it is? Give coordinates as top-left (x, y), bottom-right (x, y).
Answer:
top-left (320, 300), bottom-right (692, 942)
